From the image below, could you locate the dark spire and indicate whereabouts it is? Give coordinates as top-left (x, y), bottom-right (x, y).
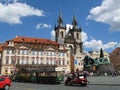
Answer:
top-left (100, 48), bottom-right (104, 58)
top-left (57, 12), bottom-right (63, 27)
top-left (72, 15), bottom-right (78, 27)
top-left (54, 23), bottom-right (57, 30)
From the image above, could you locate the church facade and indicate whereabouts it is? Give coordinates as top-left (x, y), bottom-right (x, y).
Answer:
top-left (54, 13), bottom-right (85, 71)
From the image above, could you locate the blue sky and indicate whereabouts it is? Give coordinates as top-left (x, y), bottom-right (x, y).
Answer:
top-left (0, 0), bottom-right (120, 53)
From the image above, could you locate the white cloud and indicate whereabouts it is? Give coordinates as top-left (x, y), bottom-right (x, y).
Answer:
top-left (81, 31), bottom-right (88, 42)
top-left (103, 42), bottom-right (117, 49)
top-left (87, 0), bottom-right (120, 31)
top-left (84, 39), bottom-right (103, 50)
top-left (117, 43), bottom-right (120, 47)
top-left (66, 24), bottom-right (73, 33)
top-left (83, 39), bottom-right (117, 51)
top-left (36, 23), bottom-right (51, 30)
top-left (0, 2), bottom-right (44, 24)
top-left (51, 30), bottom-right (55, 41)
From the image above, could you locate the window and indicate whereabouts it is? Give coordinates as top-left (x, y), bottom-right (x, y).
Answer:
top-left (26, 57), bottom-right (29, 64)
top-left (54, 52), bottom-right (56, 56)
top-left (77, 33), bottom-right (79, 39)
top-left (11, 50), bottom-right (14, 54)
top-left (21, 57), bottom-right (24, 64)
top-left (32, 60), bottom-right (35, 64)
top-left (46, 52), bottom-right (49, 56)
top-left (50, 52), bottom-right (52, 56)
top-left (36, 59), bottom-right (39, 64)
top-left (62, 52), bottom-right (65, 56)
top-left (67, 61), bottom-right (69, 65)
top-left (61, 31), bottom-right (64, 38)
top-left (46, 58), bottom-right (49, 64)
top-left (49, 60), bottom-right (51, 65)
top-left (26, 50), bottom-right (29, 55)
top-left (40, 51), bottom-right (43, 55)
top-left (32, 51), bottom-right (35, 55)
top-left (50, 58), bottom-right (52, 64)
top-left (6, 57), bottom-right (9, 64)
top-left (6, 50), bottom-right (9, 54)
top-left (17, 59), bottom-right (20, 64)
top-left (36, 51), bottom-right (39, 55)
top-left (11, 58), bottom-right (14, 64)
top-left (63, 60), bottom-right (65, 65)
top-left (18, 50), bottom-right (20, 54)
top-left (22, 50), bottom-right (25, 55)
top-left (54, 59), bottom-right (56, 65)
top-left (58, 53), bottom-right (61, 56)
top-left (40, 59), bottom-right (43, 64)
top-left (58, 58), bottom-right (61, 65)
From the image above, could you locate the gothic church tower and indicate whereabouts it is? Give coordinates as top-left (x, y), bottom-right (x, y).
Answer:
top-left (64, 15), bottom-right (83, 55)
top-left (54, 12), bottom-right (66, 44)
top-left (54, 13), bottom-right (84, 71)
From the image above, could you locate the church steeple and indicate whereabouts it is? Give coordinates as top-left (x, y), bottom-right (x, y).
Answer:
top-left (72, 15), bottom-right (78, 29)
top-left (54, 12), bottom-right (66, 43)
top-left (57, 12), bottom-right (63, 28)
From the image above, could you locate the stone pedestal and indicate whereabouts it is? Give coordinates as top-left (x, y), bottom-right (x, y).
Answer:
top-left (97, 64), bottom-right (114, 73)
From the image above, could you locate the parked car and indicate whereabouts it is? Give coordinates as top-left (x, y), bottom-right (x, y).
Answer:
top-left (0, 75), bottom-right (12, 90)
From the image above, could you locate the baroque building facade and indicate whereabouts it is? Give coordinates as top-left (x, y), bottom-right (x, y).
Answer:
top-left (54, 13), bottom-right (85, 71)
top-left (0, 36), bottom-right (70, 75)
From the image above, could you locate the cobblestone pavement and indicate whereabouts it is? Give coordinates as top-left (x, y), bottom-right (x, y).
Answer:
top-left (88, 76), bottom-right (120, 85)
top-left (10, 76), bottom-right (120, 90)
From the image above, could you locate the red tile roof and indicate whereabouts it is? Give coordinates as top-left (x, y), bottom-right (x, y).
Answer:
top-left (111, 47), bottom-right (120, 54)
top-left (0, 45), bottom-right (2, 52)
top-left (9, 36), bottom-right (59, 46)
top-left (1, 36), bottom-right (67, 51)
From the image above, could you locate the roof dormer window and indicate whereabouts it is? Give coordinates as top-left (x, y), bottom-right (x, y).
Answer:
top-left (8, 41), bottom-right (14, 46)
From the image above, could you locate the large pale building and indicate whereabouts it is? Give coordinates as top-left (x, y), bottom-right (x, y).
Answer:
top-left (87, 50), bottom-right (110, 62)
top-left (0, 36), bottom-right (70, 75)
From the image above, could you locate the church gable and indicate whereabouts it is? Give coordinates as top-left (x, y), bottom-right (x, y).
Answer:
top-left (64, 32), bottom-right (75, 43)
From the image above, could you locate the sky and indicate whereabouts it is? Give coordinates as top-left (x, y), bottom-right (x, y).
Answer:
top-left (0, 0), bottom-right (120, 53)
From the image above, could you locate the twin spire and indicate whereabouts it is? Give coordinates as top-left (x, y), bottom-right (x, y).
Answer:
top-left (57, 12), bottom-right (63, 25)
top-left (57, 12), bottom-right (78, 29)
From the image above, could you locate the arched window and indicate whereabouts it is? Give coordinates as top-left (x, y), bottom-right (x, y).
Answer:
top-left (77, 33), bottom-right (79, 39)
top-left (68, 45), bottom-right (74, 55)
top-left (61, 31), bottom-right (64, 38)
